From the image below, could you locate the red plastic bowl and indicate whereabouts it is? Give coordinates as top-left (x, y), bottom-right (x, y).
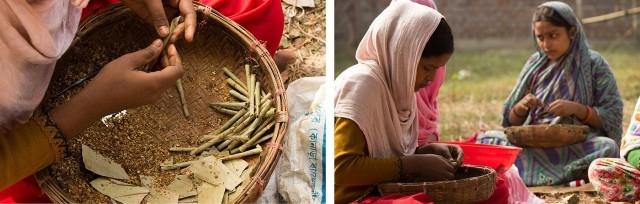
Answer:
top-left (434, 142), bottom-right (522, 173)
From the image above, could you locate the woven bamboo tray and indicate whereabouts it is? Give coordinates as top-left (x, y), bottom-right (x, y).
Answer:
top-left (505, 124), bottom-right (588, 148)
top-left (35, 3), bottom-right (287, 203)
top-left (378, 165), bottom-right (496, 204)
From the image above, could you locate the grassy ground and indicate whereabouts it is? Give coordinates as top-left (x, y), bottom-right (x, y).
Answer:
top-left (335, 45), bottom-right (640, 141)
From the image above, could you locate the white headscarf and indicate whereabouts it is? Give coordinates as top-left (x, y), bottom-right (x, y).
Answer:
top-left (334, 0), bottom-right (444, 158)
top-left (0, 0), bottom-right (85, 133)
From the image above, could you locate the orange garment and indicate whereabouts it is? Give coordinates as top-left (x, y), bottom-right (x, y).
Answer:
top-left (0, 114), bottom-right (62, 190)
top-left (334, 117), bottom-right (401, 204)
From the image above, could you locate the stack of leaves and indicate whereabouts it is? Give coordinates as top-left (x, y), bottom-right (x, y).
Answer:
top-left (82, 145), bottom-right (253, 203)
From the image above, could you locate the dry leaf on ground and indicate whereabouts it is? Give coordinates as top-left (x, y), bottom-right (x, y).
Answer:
top-left (82, 145), bottom-right (130, 180)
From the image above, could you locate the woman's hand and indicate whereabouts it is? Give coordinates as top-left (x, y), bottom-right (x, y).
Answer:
top-left (415, 143), bottom-right (463, 167)
top-left (514, 93), bottom-right (543, 115)
top-left (400, 154), bottom-right (455, 182)
top-left (87, 39), bottom-right (183, 113)
top-left (547, 99), bottom-right (585, 118)
top-left (122, 0), bottom-right (197, 42)
top-left (51, 39), bottom-right (184, 137)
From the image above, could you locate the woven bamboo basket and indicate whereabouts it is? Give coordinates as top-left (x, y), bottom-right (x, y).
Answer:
top-left (505, 124), bottom-right (588, 148)
top-left (35, 3), bottom-right (287, 203)
top-left (378, 165), bottom-right (496, 204)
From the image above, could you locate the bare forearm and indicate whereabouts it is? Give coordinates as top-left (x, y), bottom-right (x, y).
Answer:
top-left (49, 90), bottom-right (106, 138)
top-left (576, 105), bottom-right (603, 129)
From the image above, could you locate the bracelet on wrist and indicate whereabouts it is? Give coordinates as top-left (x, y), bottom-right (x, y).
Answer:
top-left (580, 106), bottom-right (592, 121)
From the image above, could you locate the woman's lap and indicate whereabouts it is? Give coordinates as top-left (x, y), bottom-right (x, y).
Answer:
top-left (478, 131), bottom-right (618, 186)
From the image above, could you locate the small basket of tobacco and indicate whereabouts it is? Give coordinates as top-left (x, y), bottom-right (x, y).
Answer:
top-left (377, 165), bottom-right (496, 204)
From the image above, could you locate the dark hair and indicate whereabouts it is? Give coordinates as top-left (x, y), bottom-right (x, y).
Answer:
top-left (533, 6), bottom-right (572, 30)
top-left (421, 19), bottom-right (454, 58)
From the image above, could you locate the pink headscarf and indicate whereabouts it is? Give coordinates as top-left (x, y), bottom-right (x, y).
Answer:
top-left (409, 0), bottom-right (437, 10)
top-left (335, 0), bottom-right (444, 158)
top-left (413, 0), bottom-right (446, 145)
top-left (0, 0), bottom-right (86, 133)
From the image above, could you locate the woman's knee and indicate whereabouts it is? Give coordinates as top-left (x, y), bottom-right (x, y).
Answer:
top-left (588, 158), bottom-right (640, 202)
top-left (588, 158), bottom-right (618, 188)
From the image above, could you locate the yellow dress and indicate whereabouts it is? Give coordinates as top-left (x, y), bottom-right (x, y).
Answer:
top-left (0, 114), bottom-right (62, 190)
top-left (334, 117), bottom-right (401, 204)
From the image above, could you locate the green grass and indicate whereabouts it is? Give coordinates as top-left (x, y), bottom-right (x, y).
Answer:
top-left (335, 46), bottom-right (640, 141)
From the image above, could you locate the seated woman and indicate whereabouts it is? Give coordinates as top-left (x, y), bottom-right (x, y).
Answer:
top-left (479, 1), bottom-right (623, 186)
top-left (589, 97), bottom-right (640, 202)
top-left (334, 1), bottom-right (462, 203)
